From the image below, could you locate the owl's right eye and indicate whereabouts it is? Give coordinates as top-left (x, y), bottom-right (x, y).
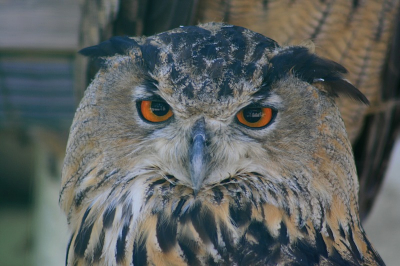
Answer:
top-left (138, 100), bottom-right (173, 123)
top-left (236, 106), bottom-right (274, 128)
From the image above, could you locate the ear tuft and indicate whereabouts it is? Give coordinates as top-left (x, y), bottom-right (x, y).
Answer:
top-left (315, 79), bottom-right (369, 104)
top-left (79, 36), bottom-right (139, 57)
top-left (268, 46), bottom-right (369, 104)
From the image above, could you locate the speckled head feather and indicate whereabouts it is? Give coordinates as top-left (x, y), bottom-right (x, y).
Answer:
top-left (80, 24), bottom-right (369, 105)
top-left (62, 23), bottom-right (383, 265)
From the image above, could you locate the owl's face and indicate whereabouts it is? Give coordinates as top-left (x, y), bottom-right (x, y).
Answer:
top-left (61, 23), bottom-right (381, 266)
top-left (91, 69), bottom-right (319, 193)
top-left (67, 23), bottom-right (365, 198)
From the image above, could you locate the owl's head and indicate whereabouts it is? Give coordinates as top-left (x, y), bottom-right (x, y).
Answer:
top-left (62, 23), bottom-right (367, 220)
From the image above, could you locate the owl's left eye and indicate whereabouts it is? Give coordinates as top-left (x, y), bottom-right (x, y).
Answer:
top-left (236, 106), bottom-right (274, 128)
top-left (138, 100), bottom-right (173, 123)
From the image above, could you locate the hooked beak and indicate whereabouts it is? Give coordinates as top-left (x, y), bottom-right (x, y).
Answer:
top-left (189, 117), bottom-right (209, 195)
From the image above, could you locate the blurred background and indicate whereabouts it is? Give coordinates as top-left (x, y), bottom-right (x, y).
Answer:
top-left (0, 0), bottom-right (399, 265)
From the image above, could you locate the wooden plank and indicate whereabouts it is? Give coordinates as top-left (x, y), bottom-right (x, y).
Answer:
top-left (0, 0), bottom-right (80, 50)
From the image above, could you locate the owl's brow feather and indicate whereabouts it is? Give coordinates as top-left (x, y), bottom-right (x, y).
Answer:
top-left (142, 77), bottom-right (159, 92)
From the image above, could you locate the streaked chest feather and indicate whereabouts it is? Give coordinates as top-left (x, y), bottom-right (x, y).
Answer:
top-left (66, 173), bottom-right (381, 266)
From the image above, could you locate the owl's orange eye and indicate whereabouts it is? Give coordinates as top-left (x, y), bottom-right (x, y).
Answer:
top-left (139, 100), bottom-right (173, 123)
top-left (236, 106), bottom-right (273, 128)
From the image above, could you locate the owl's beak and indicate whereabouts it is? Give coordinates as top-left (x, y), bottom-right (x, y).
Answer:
top-left (189, 117), bottom-right (209, 195)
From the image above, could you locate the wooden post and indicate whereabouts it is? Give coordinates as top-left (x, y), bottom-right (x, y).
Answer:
top-left (31, 128), bottom-right (69, 266)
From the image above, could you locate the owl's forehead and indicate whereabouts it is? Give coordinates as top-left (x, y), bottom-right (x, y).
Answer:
top-left (137, 23), bottom-right (278, 104)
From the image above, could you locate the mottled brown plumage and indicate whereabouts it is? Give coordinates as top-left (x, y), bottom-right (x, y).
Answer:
top-left (77, 0), bottom-right (400, 220)
top-left (195, 0), bottom-right (400, 219)
top-left (61, 23), bottom-right (383, 265)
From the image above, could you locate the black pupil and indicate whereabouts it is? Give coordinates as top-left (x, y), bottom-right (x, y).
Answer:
top-left (151, 102), bottom-right (169, 116)
top-left (243, 108), bottom-right (263, 123)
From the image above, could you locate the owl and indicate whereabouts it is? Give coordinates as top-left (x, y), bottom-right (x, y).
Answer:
top-left (60, 23), bottom-right (384, 265)
top-left (78, 0), bottom-right (400, 220)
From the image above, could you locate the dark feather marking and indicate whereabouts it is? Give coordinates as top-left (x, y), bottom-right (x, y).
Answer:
top-left (212, 187), bottom-right (224, 204)
top-left (265, 248), bottom-right (282, 265)
top-left (121, 200), bottom-right (132, 222)
top-left (142, 77), bottom-right (159, 93)
top-left (103, 206), bottom-right (116, 229)
top-left (260, 201), bottom-right (266, 220)
top-left (220, 221), bottom-right (235, 254)
top-left (247, 221), bottom-right (274, 247)
top-left (292, 176), bottom-right (304, 192)
top-left (140, 43), bottom-right (161, 72)
top-left (190, 203), bottom-right (218, 247)
top-left (329, 247), bottom-right (353, 265)
top-left (192, 52), bottom-right (208, 71)
top-left (229, 61), bottom-right (243, 77)
top-left (97, 168), bottom-right (105, 176)
top-left (220, 177), bottom-right (234, 184)
top-left (116, 219), bottom-right (131, 263)
top-left (291, 189), bottom-right (304, 226)
top-left (209, 59), bottom-right (226, 79)
top-left (244, 62), bottom-right (258, 79)
top-left (340, 239), bottom-right (360, 263)
top-left (170, 64), bottom-right (180, 83)
top-left (93, 229), bottom-right (105, 263)
top-left (317, 199), bottom-right (325, 230)
top-left (199, 43), bottom-right (218, 59)
top-left (267, 46), bottom-right (369, 104)
top-left (156, 213), bottom-right (178, 252)
top-left (326, 225), bottom-right (334, 241)
top-left (74, 167), bottom-right (96, 206)
top-left (132, 239), bottom-right (147, 266)
top-left (339, 223), bottom-right (346, 238)
top-left (228, 32), bottom-right (247, 61)
top-left (298, 223), bottom-right (307, 235)
top-left (239, 184), bottom-right (249, 198)
top-left (165, 174), bottom-right (177, 182)
top-left (292, 238), bottom-right (320, 264)
top-left (79, 36), bottom-right (139, 57)
top-left (279, 184), bottom-right (291, 216)
top-left (229, 200), bottom-right (252, 227)
top-left (96, 168), bottom-right (120, 189)
top-left (347, 228), bottom-right (362, 261)
top-left (206, 255), bottom-right (219, 266)
top-left (149, 178), bottom-right (167, 188)
top-left (178, 237), bottom-right (201, 266)
top-left (173, 197), bottom-right (187, 218)
top-left (250, 172), bottom-right (263, 177)
top-left (182, 83), bottom-right (195, 99)
top-left (278, 222), bottom-right (289, 245)
top-left (315, 230), bottom-right (328, 257)
top-left (179, 200), bottom-right (193, 224)
top-left (268, 189), bottom-right (278, 202)
top-left (66, 233), bottom-right (74, 266)
top-left (74, 187), bottom-right (92, 207)
top-left (145, 178), bottom-right (167, 203)
top-left (218, 77), bottom-right (234, 98)
top-left (251, 41), bottom-right (277, 62)
top-left (238, 220), bottom-right (278, 265)
top-left (74, 207), bottom-right (93, 257)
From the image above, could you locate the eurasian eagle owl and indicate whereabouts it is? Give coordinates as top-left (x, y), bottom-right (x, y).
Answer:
top-left (60, 23), bottom-right (383, 265)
